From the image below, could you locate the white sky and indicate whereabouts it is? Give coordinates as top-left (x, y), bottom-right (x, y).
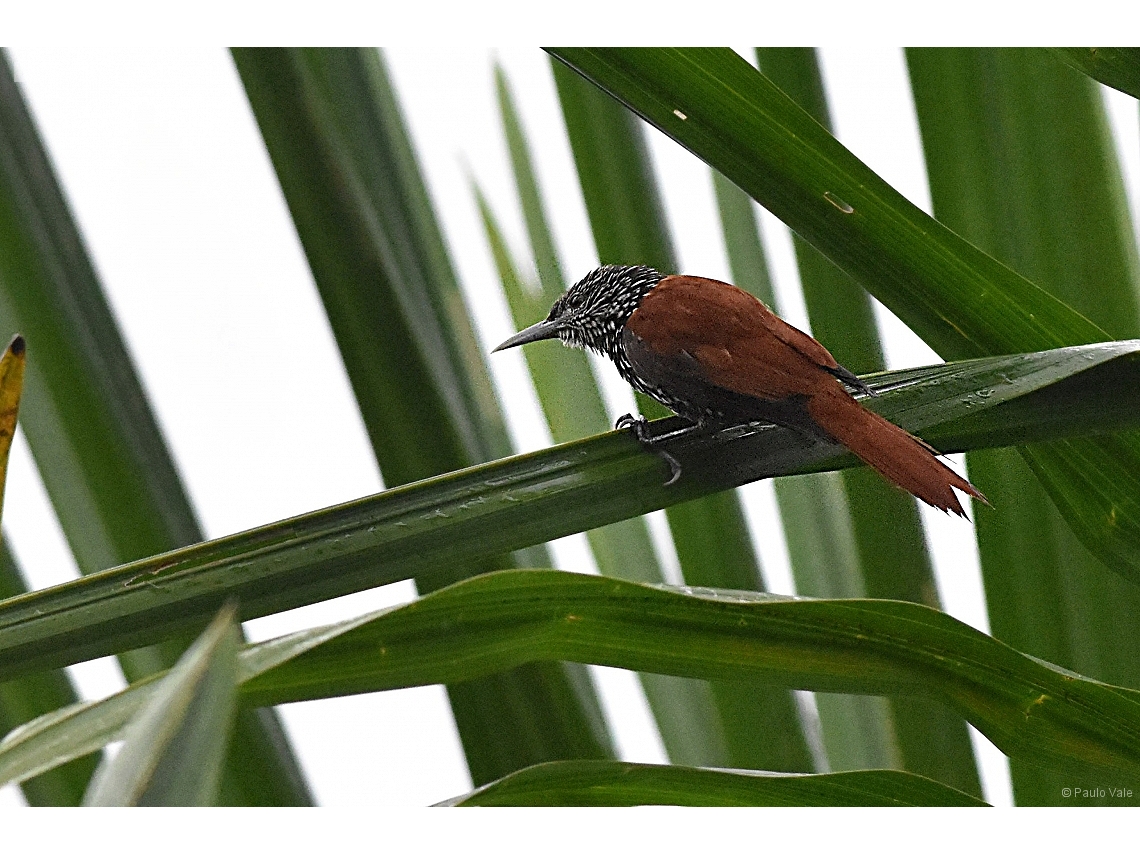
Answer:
top-left (1, 45), bottom-right (1137, 810)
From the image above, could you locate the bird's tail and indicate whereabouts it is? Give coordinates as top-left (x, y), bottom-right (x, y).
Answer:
top-left (806, 389), bottom-right (987, 516)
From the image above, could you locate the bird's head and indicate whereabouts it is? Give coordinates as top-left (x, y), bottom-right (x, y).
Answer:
top-left (493, 265), bottom-right (662, 356)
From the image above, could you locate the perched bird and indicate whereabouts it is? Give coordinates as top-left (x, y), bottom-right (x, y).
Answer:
top-left (495, 265), bottom-right (985, 516)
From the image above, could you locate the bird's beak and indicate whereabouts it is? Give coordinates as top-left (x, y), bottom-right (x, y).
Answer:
top-left (493, 319), bottom-right (562, 352)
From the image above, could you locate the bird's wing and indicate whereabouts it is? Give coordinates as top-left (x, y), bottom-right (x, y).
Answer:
top-left (625, 275), bottom-right (841, 400)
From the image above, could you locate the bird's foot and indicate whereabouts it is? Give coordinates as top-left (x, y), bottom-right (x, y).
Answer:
top-left (614, 412), bottom-right (647, 436)
top-left (615, 413), bottom-right (683, 486)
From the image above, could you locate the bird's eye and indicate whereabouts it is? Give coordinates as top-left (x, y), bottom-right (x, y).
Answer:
top-left (552, 295), bottom-right (581, 319)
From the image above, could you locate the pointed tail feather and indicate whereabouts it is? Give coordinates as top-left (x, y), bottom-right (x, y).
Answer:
top-left (806, 390), bottom-right (987, 516)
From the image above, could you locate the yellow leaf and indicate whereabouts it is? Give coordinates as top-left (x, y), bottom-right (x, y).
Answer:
top-left (0, 334), bottom-right (27, 522)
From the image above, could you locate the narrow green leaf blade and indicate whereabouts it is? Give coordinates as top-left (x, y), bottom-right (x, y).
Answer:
top-left (83, 604), bottom-right (240, 807)
top-left (712, 167), bottom-right (893, 772)
top-left (0, 604), bottom-right (371, 790)
top-left (230, 47), bottom-right (507, 481)
top-left (0, 678), bottom-right (161, 792)
top-left (238, 570), bottom-right (1140, 783)
top-left (0, 52), bottom-right (199, 574)
top-left (494, 66), bottom-right (569, 307)
top-left (1050, 48), bottom-right (1140, 99)
top-left (12, 569), bottom-right (1140, 793)
top-left (231, 47), bottom-right (612, 783)
top-left (551, 58), bottom-right (677, 274)
top-left (441, 760), bottom-right (988, 807)
top-left (753, 47), bottom-right (980, 794)
top-left (908, 46), bottom-right (1140, 806)
top-left (0, 539), bottom-right (96, 805)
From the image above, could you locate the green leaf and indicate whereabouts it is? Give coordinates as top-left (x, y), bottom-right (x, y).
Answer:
top-left (475, 190), bottom-right (612, 443)
top-left (83, 604), bottom-right (240, 806)
top-left (753, 46), bottom-right (980, 795)
top-left (12, 569), bottom-right (1140, 793)
top-left (0, 48), bottom-right (309, 806)
top-left (231, 46), bottom-right (612, 783)
top-left (545, 47), bottom-right (1140, 580)
top-left (484, 72), bottom-right (611, 443)
top-left (0, 538), bottom-right (96, 805)
top-left (907, 46), bottom-right (1140, 806)
top-left (0, 677), bottom-right (161, 793)
top-left (712, 166), bottom-right (893, 771)
top-left (1, 342), bottom-right (1139, 684)
top-left (440, 760), bottom-right (988, 806)
top-left (237, 570), bottom-right (1140, 784)
top-left (1050, 48), bottom-right (1140, 99)
top-left (231, 48), bottom-right (506, 482)
top-left (551, 58), bottom-right (677, 274)
top-left (493, 66), bottom-right (570, 309)
top-left (0, 52), bottom-right (200, 575)
top-left (0, 605), bottom-right (381, 790)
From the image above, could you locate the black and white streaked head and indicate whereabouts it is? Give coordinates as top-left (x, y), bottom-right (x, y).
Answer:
top-left (493, 265), bottom-right (663, 363)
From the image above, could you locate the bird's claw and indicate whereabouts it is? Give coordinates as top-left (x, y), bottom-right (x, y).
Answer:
top-left (616, 413), bottom-right (683, 486)
top-left (615, 412), bottom-right (648, 438)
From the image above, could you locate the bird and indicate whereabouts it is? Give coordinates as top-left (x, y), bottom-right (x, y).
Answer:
top-left (494, 264), bottom-right (986, 517)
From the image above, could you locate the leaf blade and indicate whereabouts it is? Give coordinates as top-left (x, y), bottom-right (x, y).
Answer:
top-left (82, 604), bottom-right (240, 807)
top-left (441, 760), bottom-right (988, 807)
top-left (907, 46), bottom-right (1140, 804)
top-left (11, 569), bottom-right (1140, 793)
top-left (752, 46), bottom-right (980, 794)
top-left (1050, 48), bottom-right (1140, 99)
top-left (231, 47), bottom-right (613, 782)
top-left (239, 570), bottom-right (1140, 783)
